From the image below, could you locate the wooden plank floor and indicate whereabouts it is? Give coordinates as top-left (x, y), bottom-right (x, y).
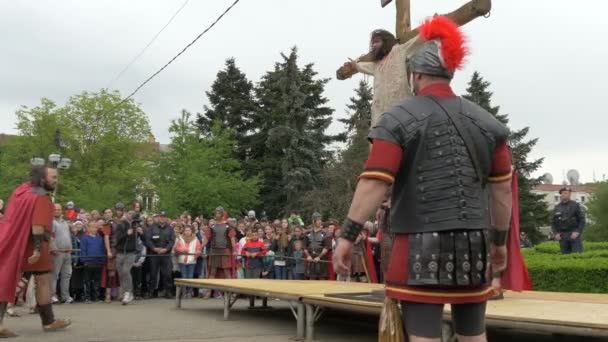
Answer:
top-left (177, 279), bottom-right (608, 331)
top-left (176, 278), bottom-right (383, 298)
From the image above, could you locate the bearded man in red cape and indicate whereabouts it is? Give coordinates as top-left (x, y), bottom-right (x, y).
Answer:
top-left (0, 166), bottom-right (71, 338)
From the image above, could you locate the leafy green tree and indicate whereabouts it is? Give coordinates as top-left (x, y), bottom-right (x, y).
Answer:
top-left (155, 110), bottom-right (259, 217)
top-left (250, 47), bottom-right (336, 217)
top-left (0, 90), bottom-right (155, 210)
top-left (464, 72), bottom-right (549, 242)
top-left (586, 182), bottom-right (608, 241)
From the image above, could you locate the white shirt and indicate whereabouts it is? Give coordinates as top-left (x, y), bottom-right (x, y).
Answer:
top-left (356, 36), bottom-right (423, 127)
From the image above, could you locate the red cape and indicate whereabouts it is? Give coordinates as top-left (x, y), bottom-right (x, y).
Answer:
top-left (501, 170), bottom-right (533, 291)
top-left (0, 183), bottom-right (40, 302)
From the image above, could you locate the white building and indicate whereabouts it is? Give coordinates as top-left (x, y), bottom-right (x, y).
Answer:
top-left (532, 184), bottom-right (595, 211)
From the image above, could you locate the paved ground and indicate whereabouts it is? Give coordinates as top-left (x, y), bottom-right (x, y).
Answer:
top-left (4, 298), bottom-right (607, 341)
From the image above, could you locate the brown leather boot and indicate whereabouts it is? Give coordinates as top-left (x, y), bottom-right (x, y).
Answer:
top-left (42, 319), bottom-right (71, 332)
top-left (0, 328), bottom-right (18, 338)
top-left (38, 304), bottom-right (71, 332)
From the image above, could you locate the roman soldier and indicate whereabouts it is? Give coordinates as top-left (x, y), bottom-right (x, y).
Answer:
top-left (205, 207), bottom-right (236, 298)
top-left (334, 16), bottom-right (515, 339)
top-left (0, 166), bottom-right (71, 338)
top-left (304, 212), bottom-right (330, 280)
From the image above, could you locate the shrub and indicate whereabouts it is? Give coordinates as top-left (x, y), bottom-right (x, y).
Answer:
top-left (522, 244), bottom-right (608, 293)
top-left (532, 241), bottom-right (608, 254)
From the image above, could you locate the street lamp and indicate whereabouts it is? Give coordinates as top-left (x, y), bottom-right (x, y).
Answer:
top-left (30, 157), bottom-right (45, 166)
top-left (29, 129), bottom-right (72, 201)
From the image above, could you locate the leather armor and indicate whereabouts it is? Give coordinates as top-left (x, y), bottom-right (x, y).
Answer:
top-left (308, 230), bottom-right (327, 256)
top-left (369, 96), bottom-right (509, 235)
top-left (211, 223), bottom-right (229, 249)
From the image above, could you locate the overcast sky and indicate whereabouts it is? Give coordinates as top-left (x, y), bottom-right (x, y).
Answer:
top-left (1, 0), bottom-right (606, 184)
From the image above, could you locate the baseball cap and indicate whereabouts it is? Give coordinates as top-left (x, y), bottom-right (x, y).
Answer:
top-left (559, 187), bottom-right (572, 194)
top-left (115, 202), bottom-right (125, 210)
top-left (67, 201), bottom-right (74, 207)
top-left (159, 211), bottom-right (168, 217)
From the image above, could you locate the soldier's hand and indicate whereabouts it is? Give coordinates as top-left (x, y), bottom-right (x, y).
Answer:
top-left (313, 257), bottom-right (320, 263)
top-left (571, 232), bottom-right (580, 240)
top-left (489, 244), bottom-right (507, 273)
top-left (333, 239), bottom-right (353, 275)
top-left (554, 234), bottom-right (562, 241)
top-left (491, 276), bottom-right (502, 296)
top-left (28, 250), bottom-right (41, 265)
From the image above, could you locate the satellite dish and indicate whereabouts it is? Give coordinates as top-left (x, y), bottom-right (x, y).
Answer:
top-left (567, 169), bottom-right (580, 186)
top-left (542, 173), bottom-right (554, 184)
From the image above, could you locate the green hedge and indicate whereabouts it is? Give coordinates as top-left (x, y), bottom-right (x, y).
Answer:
top-left (532, 241), bottom-right (608, 254)
top-left (522, 242), bottom-right (608, 293)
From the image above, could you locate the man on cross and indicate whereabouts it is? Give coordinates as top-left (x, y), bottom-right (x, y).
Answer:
top-left (337, 0), bottom-right (492, 127)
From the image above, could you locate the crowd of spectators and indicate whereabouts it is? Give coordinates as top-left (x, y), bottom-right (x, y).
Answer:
top-left (6, 201), bottom-right (382, 312)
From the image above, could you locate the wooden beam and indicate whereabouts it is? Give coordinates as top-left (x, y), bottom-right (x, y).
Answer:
top-left (395, 0), bottom-right (411, 41)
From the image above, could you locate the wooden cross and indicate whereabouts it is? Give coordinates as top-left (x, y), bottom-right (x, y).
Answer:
top-left (383, 0), bottom-right (412, 43)
top-left (336, 0), bottom-right (492, 79)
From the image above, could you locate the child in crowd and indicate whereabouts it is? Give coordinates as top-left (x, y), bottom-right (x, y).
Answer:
top-left (241, 231), bottom-right (266, 308)
top-left (262, 239), bottom-right (275, 279)
top-left (80, 222), bottom-right (106, 303)
top-left (242, 231), bottom-right (266, 279)
top-left (271, 219), bottom-right (290, 280)
top-left (175, 226), bottom-right (201, 298)
top-left (291, 240), bottom-right (306, 280)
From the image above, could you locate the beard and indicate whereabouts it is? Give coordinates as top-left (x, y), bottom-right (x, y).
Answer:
top-left (374, 47), bottom-right (390, 60)
top-left (42, 180), bottom-right (56, 192)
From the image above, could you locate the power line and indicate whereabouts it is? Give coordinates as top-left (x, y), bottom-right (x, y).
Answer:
top-left (106, 0), bottom-right (191, 89)
top-left (120, 0), bottom-right (241, 104)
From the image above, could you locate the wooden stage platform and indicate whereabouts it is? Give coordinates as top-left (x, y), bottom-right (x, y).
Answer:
top-left (175, 279), bottom-right (608, 340)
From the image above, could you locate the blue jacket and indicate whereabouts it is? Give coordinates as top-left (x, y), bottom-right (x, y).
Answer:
top-left (80, 234), bottom-right (106, 265)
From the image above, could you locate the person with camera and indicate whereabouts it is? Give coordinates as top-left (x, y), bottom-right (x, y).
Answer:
top-left (113, 208), bottom-right (141, 305)
top-left (552, 187), bottom-right (586, 254)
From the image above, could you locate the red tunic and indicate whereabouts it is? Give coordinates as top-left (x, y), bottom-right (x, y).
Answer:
top-left (21, 195), bottom-right (54, 273)
top-left (361, 83), bottom-right (514, 303)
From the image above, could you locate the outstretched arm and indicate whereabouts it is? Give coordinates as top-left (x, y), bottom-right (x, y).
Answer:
top-left (336, 0), bottom-right (492, 80)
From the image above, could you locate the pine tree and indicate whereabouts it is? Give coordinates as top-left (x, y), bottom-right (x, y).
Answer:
top-left (250, 47), bottom-right (336, 218)
top-left (196, 58), bottom-right (256, 163)
top-left (464, 71), bottom-right (549, 242)
top-left (302, 80), bottom-right (373, 219)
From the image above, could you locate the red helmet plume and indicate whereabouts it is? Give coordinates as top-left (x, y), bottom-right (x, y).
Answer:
top-left (419, 16), bottom-right (468, 71)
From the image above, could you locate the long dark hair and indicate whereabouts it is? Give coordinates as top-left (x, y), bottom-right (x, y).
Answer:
top-left (371, 29), bottom-right (397, 60)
